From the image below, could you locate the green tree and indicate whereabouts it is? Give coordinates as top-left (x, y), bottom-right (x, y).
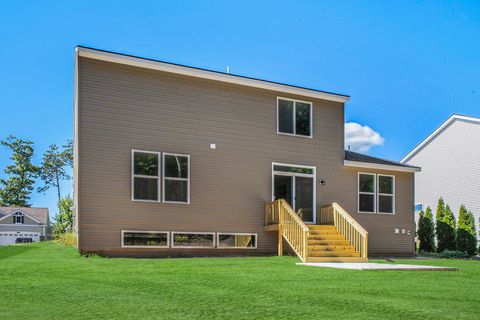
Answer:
top-left (418, 206), bottom-right (435, 252)
top-left (456, 205), bottom-right (477, 256)
top-left (435, 197), bottom-right (446, 252)
top-left (38, 141), bottom-right (73, 203)
top-left (443, 205), bottom-right (457, 251)
top-left (52, 195), bottom-right (74, 238)
top-left (0, 135), bottom-right (39, 206)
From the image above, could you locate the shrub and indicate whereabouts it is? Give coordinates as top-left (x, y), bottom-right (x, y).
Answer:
top-left (437, 250), bottom-right (469, 259)
top-left (436, 198), bottom-right (456, 252)
top-left (56, 232), bottom-right (77, 247)
top-left (456, 205), bottom-right (477, 256)
top-left (418, 207), bottom-right (435, 252)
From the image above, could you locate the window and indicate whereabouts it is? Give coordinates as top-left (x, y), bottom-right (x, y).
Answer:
top-left (13, 212), bottom-right (24, 224)
top-left (163, 153), bottom-right (190, 203)
top-left (217, 233), bottom-right (257, 249)
top-left (132, 150), bottom-right (160, 201)
top-left (378, 175), bottom-right (394, 214)
top-left (415, 204), bottom-right (423, 212)
top-left (172, 232), bottom-right (214, 248)
top-left (358, 173), bottom-right (376, 213)
top-left (277, 98), bottom-right (312, 137)
top-left (358, 173), bottom-right (395, 214)
top-left (122, 231), bottom-right (169, 248)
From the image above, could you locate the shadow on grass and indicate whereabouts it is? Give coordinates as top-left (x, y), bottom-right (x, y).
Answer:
top-left (0, 243), bottom-right (39, 261)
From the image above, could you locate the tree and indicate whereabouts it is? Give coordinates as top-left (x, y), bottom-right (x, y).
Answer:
top-left (0, 135), bottom-right (39, 206)
top-left (37, 141), bottom-right (73, 203)
top-left (418, 206), bottom-right (435, 252)
top-left (456, 205), bottom-right (477, 256)
top-left (435, 197), bottom-right (446, 252)
top-left (443, 205), bottom-right (457, 251)
top-left (52, 195), bottom-right (74, 238)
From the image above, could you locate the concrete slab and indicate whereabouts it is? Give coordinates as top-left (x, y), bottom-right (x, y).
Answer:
top-left (297, 262), bottom-right (458, 271)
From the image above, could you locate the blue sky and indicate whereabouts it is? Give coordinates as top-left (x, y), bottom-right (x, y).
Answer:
top-left (1, 1), bottom-right (479, 215)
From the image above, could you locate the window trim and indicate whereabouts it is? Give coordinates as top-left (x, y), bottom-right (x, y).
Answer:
top-left (377, 174), bottom-right (395, 215)
top-left (131, 149), bottom-right (161, 203)
top-left (162, 153), bottom-right (191, 204)
top-left (121, 230), bottom-right (170, 248)
top-left (217, 233), bottom-right (258, 249)
top-left (358, 172), bottom-right (377, 214)
top-left (171, 231), bottom-right (215, 249)
top-left (276, 97), bottom-right (313, 138)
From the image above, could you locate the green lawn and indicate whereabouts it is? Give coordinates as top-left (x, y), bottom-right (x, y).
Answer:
top-left (1, 242), bottom-right (479, 319)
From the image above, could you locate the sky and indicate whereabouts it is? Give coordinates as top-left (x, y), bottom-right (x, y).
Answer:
top-left (0, 1), bottom-right (479, 216)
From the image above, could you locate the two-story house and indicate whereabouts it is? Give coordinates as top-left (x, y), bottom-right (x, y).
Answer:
top-left (0, 207), bottom-right (50, 245)
top-left (73, 47), bottom-right (420, 262)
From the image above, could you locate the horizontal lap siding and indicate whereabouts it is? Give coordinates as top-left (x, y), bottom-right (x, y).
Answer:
top-left (77, 57), bottom-right (414, 256)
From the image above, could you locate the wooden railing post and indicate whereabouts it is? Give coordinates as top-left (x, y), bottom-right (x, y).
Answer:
top-left (278, 223), bottom-right (283, 256)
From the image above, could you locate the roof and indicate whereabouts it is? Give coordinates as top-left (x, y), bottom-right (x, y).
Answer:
top-left (76, 46), bottom-right (350, 103)
top-left (344, 150), bottom-right (421, 173)
top-left (401, 114), bottom-right (480, 163)
top-left (0, 206), bottom-right (49, 224)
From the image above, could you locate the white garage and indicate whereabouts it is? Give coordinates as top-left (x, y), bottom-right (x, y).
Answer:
top-left (0, 232), bottom-right (40, 245)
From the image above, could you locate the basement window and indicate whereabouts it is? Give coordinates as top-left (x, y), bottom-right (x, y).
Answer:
top-left (217, 233), bottom-right (257, 249)
top-left (172, 232), bottom-right (214, 248)
top-left (122, 231), bottom-right (169, 248)
top-left (132, 150), bottom-right (160, 202)
top-left (277, 98), bottom-right (312, 137)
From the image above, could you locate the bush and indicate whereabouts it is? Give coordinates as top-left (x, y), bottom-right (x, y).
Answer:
top-left (417, 207), bottom-right (435, 252)
top-left (456, 205), bottom-right (477, 256)
top-left (437, 250), bottom-right (469, 259)
top-left (56, 232), bottom-right (77, 247)
top-left (436, 198), bottom-right (456, 252)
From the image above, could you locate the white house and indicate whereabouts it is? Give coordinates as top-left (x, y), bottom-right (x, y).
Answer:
top-left (0, 207), bottom-right (50, 245)
top-left (401, 114), bottom-right (480, 234)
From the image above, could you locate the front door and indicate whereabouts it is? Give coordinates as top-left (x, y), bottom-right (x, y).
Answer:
top-left (272, 163), bottom-right (316, 224)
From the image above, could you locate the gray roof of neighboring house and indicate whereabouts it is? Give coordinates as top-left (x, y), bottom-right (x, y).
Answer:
top-left (345, 150), bottom-right (420, 169)
top-left (0, 206), bottom-right (49, 224)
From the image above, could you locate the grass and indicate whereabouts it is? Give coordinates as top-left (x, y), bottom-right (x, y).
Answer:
top-left (0, 242), bottom-right (479, 320)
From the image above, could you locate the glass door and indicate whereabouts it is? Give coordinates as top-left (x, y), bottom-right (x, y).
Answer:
top-left (272, 163), bottom-right (316, 224)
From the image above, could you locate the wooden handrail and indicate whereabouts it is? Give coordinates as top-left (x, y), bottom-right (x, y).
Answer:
top-left (265, 199), bottom-right (310, 262)
top-left (319, 202), bottom-right (369, 259)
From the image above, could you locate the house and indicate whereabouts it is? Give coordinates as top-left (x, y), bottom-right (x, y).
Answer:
top-left (73, 46), bottom-right (420, 262)
top-left (0, 207), bottom-right (50, 245)
top-left (401, 114), bottom-right (480, 235)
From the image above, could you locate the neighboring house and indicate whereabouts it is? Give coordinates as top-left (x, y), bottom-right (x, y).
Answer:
top-left (0, 207), bottom-right (50, 245)
top-left (73, 46), bottom-right (420, 262)
top-left (401, 114), bottom-right (480, 235)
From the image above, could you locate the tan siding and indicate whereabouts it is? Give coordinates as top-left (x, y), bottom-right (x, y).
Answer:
top-left (77, 57), bottom-right (414, 256)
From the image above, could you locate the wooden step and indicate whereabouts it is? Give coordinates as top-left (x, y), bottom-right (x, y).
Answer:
top-left (307, 239), bottom-right (350, 246)
top-left (306, 257), bottom-right (368, 263)
top-left (307, 245), bottom-right (355, 251)
top-left (308, 225), bottom-right (336, 230)
top-left (308, 234), bottom-right (345, 240)
top-left (308, 250), bottom-right (360, 257)
top-left (309, 230), bottom-right (339, 235)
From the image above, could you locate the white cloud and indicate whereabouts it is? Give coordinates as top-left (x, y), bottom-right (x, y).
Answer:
top-left (345, 122), bottom-right (385, 153)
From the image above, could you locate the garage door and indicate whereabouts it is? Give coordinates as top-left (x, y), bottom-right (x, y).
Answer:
top-left (0, 232), bottom-right (40, 245)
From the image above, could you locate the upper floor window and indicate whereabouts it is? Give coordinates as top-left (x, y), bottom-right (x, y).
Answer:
top-left (13, 212), bottom-right (24, 224)
top-left (277, 98), bottom-right (312, 138)
top-left (358, 173), bottom-right (395, 214)
top-left (132, 150), bottom-right (160, 202)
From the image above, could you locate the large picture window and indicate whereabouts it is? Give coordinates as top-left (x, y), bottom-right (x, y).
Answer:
top-left (163, 153), bottom-right (190, 203)
top-left (277, 98), bottom-right (312, 137)
top-left (132, 150), bottom-right (160, 201)
top-left (358, 173), bottom-right (395, 214)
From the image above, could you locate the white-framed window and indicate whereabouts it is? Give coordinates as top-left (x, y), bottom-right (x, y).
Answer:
top-left (358, 173), bottom-right (376, 213)
top-left (172, 232), bottom-right (215, 248)
top-left (358, 173), bottom-right (395, 214)
top-left (121, 230), bottom-right (169, 248)
top-left (13, 212), bottom-right (24, 224)
top-left (217, 233), bottom-right (257, 249)
top-left (378, 174), bottom-right (395, 214)
top-left (277, 97), bottom-right (312, 138)
top-left (131, 150), bottom-right (161, 202)
top-left (163, 153), bottom-right (190, 204)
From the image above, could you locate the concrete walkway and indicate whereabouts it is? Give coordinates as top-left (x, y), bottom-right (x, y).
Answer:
top-left (297, 262), bottom-right (458, 271)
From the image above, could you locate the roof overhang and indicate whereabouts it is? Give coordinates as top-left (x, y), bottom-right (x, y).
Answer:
top-left (76, 46), bottom-right (350, 103)
top-left (344, 160), bottom-right (421, 173)
top-left (401, 114), bottom-right (480, 163)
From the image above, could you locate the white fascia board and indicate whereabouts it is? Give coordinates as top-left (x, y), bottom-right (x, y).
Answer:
top-left (344, 160), bottom-right (421, 173)
top-left (76, 47), bottom-right (350, 103)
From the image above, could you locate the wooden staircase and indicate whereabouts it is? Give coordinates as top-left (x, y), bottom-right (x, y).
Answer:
top-left (265, 200), bottom-right (368, 263)
top-left (307, 225), bottom-right (367, 262)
